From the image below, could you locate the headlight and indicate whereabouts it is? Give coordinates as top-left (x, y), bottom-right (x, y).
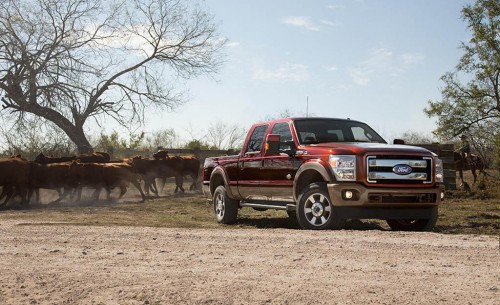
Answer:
top-left (435, 158), bottom-right (444, 183)
top-left (329, 155), bottom-right (356, 181)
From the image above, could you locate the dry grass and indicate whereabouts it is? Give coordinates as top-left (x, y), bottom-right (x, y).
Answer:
top-left (0, 171), bottom-right (498, 236)
top-left (434, 169), bottom-right (500, 235)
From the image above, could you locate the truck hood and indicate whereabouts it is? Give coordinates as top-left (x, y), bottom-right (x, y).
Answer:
top-left (302, 142), bottom-right (434, 156)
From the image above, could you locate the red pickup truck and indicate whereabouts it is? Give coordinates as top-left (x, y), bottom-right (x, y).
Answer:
top-left (203, 117), bottom-right (444, 231)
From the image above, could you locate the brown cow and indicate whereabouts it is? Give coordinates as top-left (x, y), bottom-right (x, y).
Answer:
top-left (0, 156), bottom-right (29, 204)
top-left (68, 161), bottom-right (146, 202)
top-left (155, 155), bottom-right (200, 192)
top-left (28, 162), bottom-right (74, 204)
top-left (34, 153), bottom-right (75, 164)
top-left (0, 157), bottom-right (30, 206)
top-left (131, 156), bottom-right (185, 196)
top-left (78, 151), bottom-right (110, 163)
top-left (143, 155), bottom-right (200, 193)
top-left (179, 156), bottom-right (200, 191)
top-left (34, 151), bottom-right (110, 164)
top-left (153, 149), bottom-right (169, 160)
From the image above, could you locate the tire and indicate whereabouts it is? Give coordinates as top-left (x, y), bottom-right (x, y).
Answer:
top-left (296, 183), bottom-right (346, 230)
top-left (386, 208), bottom-right (438, 232)
top-left (213, 185), bottom-right (239, 225)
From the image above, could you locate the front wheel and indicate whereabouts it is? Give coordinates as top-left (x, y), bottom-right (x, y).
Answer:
top-left (296, 183), bottom-right (345, 230)
top-left (213, 185), bottom-right (239, 225)
top-left (386, 208), bottom-right (438, 232)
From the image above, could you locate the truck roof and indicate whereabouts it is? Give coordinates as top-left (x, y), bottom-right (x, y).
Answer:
top-left (253, 117), bottom-right (364, 125)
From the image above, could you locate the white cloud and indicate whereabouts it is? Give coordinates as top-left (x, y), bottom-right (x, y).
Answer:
top-left (370, 48), bottom-right (393, 61)
top-left (226, 41), bottom-right (240, 48)
top-left (349, 69), bottom-right (371, 86)
top-left (327, 5), bottom-right (345, 10)
top-left (281, 16), bottom-right (320, 31)
top-left (253, 63), bottom-right (309, 82)
top-left (348, 48), bottom-right (393, 86)
top-left (401, 53), bottom-right (425, 65)
top-left (348, 48), bottom-right (425, 86)
top-left (320, 20), bottom-right (337, 27)
top-left (324, 64), bottom-right (338, 72)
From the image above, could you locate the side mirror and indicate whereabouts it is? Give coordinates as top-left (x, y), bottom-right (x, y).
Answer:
top-left (265, 134), bottom-right (281, 155)
top-left (393, 139), bottom-right (405, 145)
top-left (283, 140), bottom-right (297, 157)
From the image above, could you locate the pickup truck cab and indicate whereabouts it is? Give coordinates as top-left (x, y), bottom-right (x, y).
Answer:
top-left (203, 117), bottom-right (444, 231)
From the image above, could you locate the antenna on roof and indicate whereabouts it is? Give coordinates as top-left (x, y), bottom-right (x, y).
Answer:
top-left (306, 96), bottom-right (309, 117)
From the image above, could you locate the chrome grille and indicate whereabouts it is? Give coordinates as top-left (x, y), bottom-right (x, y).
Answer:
top-left (366, 156), bottom-right (433, 184)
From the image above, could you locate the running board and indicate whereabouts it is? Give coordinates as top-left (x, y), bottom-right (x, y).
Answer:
top-left (240, 201), bottom-right (296, 211)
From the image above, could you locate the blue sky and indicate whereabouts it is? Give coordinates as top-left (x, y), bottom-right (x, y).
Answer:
top-left (141, 0), bottom-right (473, 143)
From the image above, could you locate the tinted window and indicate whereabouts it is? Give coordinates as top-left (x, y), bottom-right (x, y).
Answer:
top-left (271, 122), bottom-right (293, 150)
top-left (293, 119), bottom-right (386, 144)
top-left (246, 124), bottom-right (268, 153)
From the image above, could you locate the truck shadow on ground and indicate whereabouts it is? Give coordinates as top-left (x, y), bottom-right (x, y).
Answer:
top-left (236, 217), bottom-right (387, 231)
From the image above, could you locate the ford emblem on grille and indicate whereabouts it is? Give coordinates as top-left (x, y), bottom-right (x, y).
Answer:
top-left (392, 164), bottom-right (413, 175)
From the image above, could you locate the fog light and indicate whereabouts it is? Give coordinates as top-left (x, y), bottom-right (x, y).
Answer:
top-left (441, 191), bottom-right (445, 200)
top-left (345, 191), bottom-right (353, 199)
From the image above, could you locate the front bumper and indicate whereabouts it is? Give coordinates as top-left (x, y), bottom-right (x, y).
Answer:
top-left (325, 183), bottom-right (443, 220)
top-left (327, 183), bottom-right (444, 207)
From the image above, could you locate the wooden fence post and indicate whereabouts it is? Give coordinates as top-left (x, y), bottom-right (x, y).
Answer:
top-left (414, 143), bottom-right (456, 190)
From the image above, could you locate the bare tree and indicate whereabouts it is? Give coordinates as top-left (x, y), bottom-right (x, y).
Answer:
top-left (398, 131), bottom-right (436, 145)
top-left (206, 121), bottom-right (246, 150)
top-left (145, 128), bottom-right (179, 149)
top-left (0, 0), bottom-right (226, 153)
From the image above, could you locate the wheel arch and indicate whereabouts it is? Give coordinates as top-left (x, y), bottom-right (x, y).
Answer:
top-left (209, 166), bottom-right (238, 199)
top-left (293, 160), bottom-right (334, 201)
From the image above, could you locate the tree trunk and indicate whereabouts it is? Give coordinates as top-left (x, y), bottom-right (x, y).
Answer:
top-left (17, 102), bottom-right (93, 154)
top-left (64, 126), bottom-right (93, 154)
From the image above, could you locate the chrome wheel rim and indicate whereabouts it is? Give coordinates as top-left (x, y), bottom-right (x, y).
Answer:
top-left (214, 192), bottom-right (225, 221)
top-left (303, 193), bottom-right (332, 227)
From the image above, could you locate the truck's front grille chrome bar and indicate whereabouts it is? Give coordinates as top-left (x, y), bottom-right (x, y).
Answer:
top-left (368, 172), bottom-right (428, 181)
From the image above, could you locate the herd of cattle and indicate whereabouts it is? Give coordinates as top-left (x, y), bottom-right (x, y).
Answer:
top-left (0, 150), bottom-right (200, 206)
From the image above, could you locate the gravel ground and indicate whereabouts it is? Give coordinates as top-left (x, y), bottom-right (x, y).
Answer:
top-left (0, 220), bottom-right (498, 305)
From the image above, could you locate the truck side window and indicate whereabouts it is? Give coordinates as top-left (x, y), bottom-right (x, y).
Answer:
top-left (246, 124), bottom-right (268, 153)
top-left (271, 122), bottom-right (293, 150)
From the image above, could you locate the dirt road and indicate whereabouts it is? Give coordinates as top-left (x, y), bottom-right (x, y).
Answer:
top-left (0, 220), bottom-right (498, 305)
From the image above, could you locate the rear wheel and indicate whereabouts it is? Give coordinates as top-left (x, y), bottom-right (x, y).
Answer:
top-left (296, 183), bottom-right (345, 230)
top-left (213, 185), bottom-right (238, 224)
top-left (386, 208), bottom-right (438, 232)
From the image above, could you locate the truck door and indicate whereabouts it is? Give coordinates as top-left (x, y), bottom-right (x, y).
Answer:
top-left (238, 124), bottom-right (268, 199)
top-left (260, 122), bottom-right (297, 201)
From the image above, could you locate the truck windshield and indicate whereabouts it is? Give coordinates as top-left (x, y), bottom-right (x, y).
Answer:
top-left (293, 118), bottom-right (387, 145)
